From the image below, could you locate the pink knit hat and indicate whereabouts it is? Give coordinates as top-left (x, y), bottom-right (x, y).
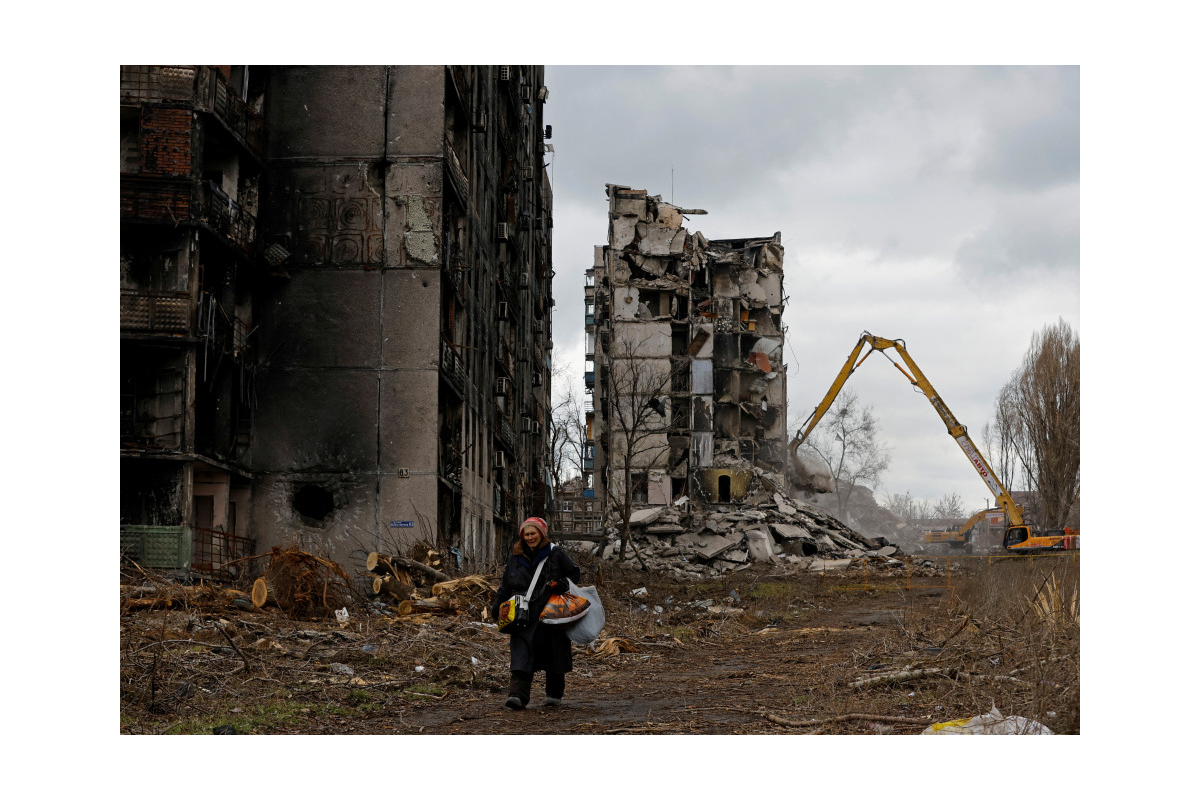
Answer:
top-left (520, 516), bottom-right (549, 538)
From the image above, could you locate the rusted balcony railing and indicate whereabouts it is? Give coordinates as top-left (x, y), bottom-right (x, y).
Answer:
top-left (191, 527), bottom-right (258, 577)
top-left (198, 180), bottom-right (257, 253)
top-left (197, 292), bottom-right (254, 363)
top-left (121, 177), bottom-right (257, 255)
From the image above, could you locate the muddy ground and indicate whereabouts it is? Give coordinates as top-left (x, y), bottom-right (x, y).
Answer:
top-left (120, 550), bottom-right (1080, 735)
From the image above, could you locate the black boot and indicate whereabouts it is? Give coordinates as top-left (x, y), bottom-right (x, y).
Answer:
top-left (545, 671), bottom-right (565, 706)
top-left (504, 671), bottom-right (531, 710)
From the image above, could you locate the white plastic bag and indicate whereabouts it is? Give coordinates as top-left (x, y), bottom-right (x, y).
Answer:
top-left (921, 704), bottom-right (1054, 735)
top-left (564, 580), bottom-right (605, 644)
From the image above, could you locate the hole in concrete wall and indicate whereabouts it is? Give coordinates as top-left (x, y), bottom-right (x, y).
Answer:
top-left (671, 477), bottom-right (687, 501)
top-left (718, 475), bottom-right (731, 503)
top-left (292, 484), bottom-right (335, 525)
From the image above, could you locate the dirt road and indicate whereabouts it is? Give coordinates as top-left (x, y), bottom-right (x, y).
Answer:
top-left (278, 582), bottom-right (973, 735)
top-left (121, 559), bottom-right (1079, 735)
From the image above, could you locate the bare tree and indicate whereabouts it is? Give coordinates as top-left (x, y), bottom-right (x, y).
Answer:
top-left (883, 490), bottom-right (931, 523)
top-left (804, 390), bottom-right (891, 521)
top-left (980, 417), bottom-right (1027, 498)
top-left (547, 383), bottom-right (586, 494)
top-left (993, 319), bottom-right (1080, 528)
top-left (598, 334), bottom-right (685, 562)
top-left (932, 492), bottom-right (966, 519)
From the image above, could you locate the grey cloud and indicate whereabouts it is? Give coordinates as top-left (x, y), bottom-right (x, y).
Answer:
top-left (971, 67), bottom-right (1079, 191)
top-left (955, 206), bottom-right (1080, 278)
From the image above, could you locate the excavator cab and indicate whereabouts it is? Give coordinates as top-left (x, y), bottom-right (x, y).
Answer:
top-left (1003, 525), bottom-right (1033, 550)
top-left (1004, 524), bottom-right (1078, 552)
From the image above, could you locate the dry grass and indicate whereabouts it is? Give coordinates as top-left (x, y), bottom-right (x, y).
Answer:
top-left (867, 555), bottom-right (1081, 733)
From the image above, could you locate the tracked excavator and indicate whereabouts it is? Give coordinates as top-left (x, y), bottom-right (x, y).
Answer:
top-left (923, 508), bottom-right (989, 550)
top-left (789, 332), bottom-right (1079, 553)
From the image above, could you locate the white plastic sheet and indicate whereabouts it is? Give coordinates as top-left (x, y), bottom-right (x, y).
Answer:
top-left (921, 705), bottom-right (1054, 735)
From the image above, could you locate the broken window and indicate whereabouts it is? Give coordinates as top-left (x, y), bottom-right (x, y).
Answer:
top-left (632, 472), bottom-right (648, 503)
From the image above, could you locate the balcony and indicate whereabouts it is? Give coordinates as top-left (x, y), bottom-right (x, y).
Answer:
top-left (120, 176), bottom-right (192, 223)
top-left (444, 139), bottom-right (469, 210)
top-left (121, 66), bottom-right (266, 159)
top-left (198, 181), bottom-right (257, 254)
top-left (440, 340), bottom-right (466, 399)
top-left (498, 417), bottom-right (518, 454)
top-left (121, 290), bottom-right (191, 334)
top-left (121, 177), bottom-right (257, 255)
top-left (197, 292), bottom-right (253, 361)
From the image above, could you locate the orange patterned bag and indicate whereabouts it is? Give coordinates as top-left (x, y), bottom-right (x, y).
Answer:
top-left (540, 592), bottom-right (591, 624)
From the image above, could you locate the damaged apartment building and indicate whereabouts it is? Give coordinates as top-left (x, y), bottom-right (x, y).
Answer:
top-left (121, 66), bottom-right (554, 574)
top-left (584, 185), bottom-right (788, 526)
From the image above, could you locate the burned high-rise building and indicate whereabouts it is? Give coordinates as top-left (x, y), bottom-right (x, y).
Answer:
top-left (584, 185), bottom-right (787, 524)
top-left (120, 66), bottom-right (554, 574)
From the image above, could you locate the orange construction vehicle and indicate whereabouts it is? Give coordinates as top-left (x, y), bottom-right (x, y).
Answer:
top-left (792, 332), bottom-right (1079, 554)
top-left (923, 509), bottom-right (988, 550)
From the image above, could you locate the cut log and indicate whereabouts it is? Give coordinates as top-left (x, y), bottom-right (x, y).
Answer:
top-left (396, 596), bottom-right (453, 615)
top-left (252, 578), bottom-right (269, 608)
top-left (369, 559), bottom-right (411, 587)
top-left (391, 555), bottom-right (451, 584)
top-left (431, 575), bottom-right (494, 597)
top-left (374, 576), bottom-right (410, 601)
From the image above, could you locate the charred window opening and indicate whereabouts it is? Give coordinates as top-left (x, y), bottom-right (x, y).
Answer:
top-left (671, 476), bottom-right (687, 501)
top-left (292, 484), bottom-right (335, 526)
top-left (672, 324), bottom-right (689, 356)
top-left (121, 107), bottom-right (140, 173)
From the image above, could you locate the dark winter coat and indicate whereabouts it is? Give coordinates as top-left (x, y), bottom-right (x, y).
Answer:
top-left (491, 542), bottom-right (581, 674)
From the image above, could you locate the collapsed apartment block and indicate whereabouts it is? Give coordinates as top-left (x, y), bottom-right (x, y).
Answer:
top-left (120, 66), bottom-right (554, 574)
top-left (578, 185), bottom-right (901, 576)
top-left (584, 185), bottom-right (788, 526)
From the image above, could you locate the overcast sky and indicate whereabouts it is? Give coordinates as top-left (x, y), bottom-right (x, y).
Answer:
top-left (543, 66), bottom-right (1080, 513)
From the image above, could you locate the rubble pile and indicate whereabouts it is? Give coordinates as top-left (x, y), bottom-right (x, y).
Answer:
top-left (594, 485), bottom-right (905, 580)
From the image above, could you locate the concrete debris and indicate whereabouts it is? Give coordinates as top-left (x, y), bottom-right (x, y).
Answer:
top-left (744, 529), bottom-right (776, 563)
top-left (808, 558), bottom-right (853, 572)
top-left (628, 507), bottom-right (666, 527)
top-left (590, 474), bottom-right (906, 579)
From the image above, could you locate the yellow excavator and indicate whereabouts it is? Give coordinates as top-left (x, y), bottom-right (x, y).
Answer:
top-left (923, 508), bottom-right (989, 550)
top-left (790, 332), bottom-right (1078, 553)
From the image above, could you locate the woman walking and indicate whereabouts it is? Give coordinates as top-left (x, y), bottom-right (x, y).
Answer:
top-left (491, 516), bottom-right (581, 710)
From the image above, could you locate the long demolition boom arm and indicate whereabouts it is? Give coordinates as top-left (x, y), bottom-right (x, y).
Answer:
top-left (790, 332), bottom-right (1024, 527)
